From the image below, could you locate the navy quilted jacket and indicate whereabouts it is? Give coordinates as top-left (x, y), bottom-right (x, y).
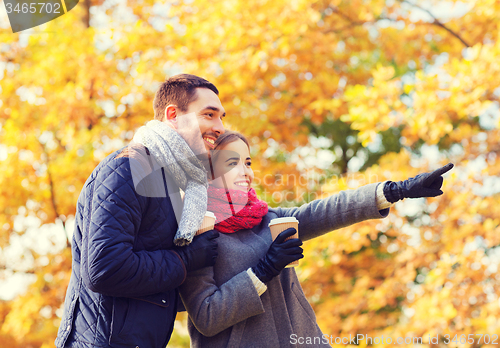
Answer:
top-left (55, 146), bottom-right (187, 348)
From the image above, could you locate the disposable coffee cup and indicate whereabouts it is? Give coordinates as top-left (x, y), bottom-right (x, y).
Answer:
top-left (196, 211), bottom-right (216, 235)
top-left (268, 217), bottom-right (300, 267)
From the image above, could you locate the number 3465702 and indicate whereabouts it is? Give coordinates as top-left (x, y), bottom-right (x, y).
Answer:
top-left (5, 2), bottom-right (62, 14)
top-left (444, 334), bottom-right (498, 345)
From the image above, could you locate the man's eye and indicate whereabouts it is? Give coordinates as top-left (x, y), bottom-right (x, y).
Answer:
top-left (207, 113), bottom-right (213, 117)
top-left (246, 161), bottom-right (252, 166)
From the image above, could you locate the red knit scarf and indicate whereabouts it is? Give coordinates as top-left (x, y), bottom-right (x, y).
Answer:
top-left (207, 186), bottom-right (268, 233)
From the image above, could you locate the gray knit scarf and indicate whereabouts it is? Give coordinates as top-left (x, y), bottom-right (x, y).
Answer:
top-left (133, 120), bottom-right (208, 246)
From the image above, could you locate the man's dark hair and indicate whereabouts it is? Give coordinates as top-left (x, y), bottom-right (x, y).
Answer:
top-left (153, 74), bottom-right (219, 121)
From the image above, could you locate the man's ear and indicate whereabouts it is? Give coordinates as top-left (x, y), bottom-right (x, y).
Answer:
top-left (164, 105), bottom-right (178, 129)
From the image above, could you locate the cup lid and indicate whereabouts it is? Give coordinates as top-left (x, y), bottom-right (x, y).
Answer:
top-left (205, 211), bottom-right (216, 219)
top-left (268, 217), bottom-right (299, 227)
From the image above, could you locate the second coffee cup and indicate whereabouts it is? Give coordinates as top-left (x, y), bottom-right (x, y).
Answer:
top-left (268, 217), bottom-right (300, 267)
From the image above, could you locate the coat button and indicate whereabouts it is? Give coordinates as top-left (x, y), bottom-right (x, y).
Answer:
top-left (162, 299), bottom-right (166, 303)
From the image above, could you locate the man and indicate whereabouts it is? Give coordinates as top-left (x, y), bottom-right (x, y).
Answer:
top-left (55, 74), bottom-right (226, 348)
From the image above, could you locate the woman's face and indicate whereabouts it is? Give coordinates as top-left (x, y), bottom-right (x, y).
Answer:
top-left (210, 139), bottom-right (254, 192)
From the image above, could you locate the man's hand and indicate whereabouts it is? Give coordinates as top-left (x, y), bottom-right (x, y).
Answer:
top-left (175, 230), bottom-right (219, 272)
top-left (252, 228), bottom-right (303, 283)
top-left (383, 163), bottom-right (454, 203)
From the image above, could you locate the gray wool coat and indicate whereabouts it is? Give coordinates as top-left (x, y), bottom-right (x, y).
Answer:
top-left (179, 183), bottom-right (390, 348)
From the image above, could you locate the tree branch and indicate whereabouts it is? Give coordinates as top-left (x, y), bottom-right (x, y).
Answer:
top-left (83, 0), bottom-right (91, 28)
top-left (0, 265), bottom-right (35, 275)
top-left (324, 2), bottom-right (471, 48)
top-left (321, 6), bottom-right (397, 35)
top-left (401, 0), bottom-right (471, 47)
top-left (39, 142), bottom-right (71, 249)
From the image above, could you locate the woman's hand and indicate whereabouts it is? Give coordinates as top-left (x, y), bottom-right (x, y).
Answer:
top-left (383, 163), bottom-right (454, 203)
top-left (252, 228), bottom-right (303, 283)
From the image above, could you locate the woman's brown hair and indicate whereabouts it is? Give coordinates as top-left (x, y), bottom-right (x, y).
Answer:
top-left (213, 131), bottom-right (249, 150)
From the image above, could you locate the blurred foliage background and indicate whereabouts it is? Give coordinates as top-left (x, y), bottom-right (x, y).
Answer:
top-left (1, 0), bottom-right (500, 346)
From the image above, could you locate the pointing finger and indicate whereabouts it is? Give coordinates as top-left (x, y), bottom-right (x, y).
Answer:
top-left (432, 163), bottom-right (454, 177)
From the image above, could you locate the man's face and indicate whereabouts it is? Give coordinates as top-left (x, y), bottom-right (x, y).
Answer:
top-left (174, 88), bottom-right (226, 155)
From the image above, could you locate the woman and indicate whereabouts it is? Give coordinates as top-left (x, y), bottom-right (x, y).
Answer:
top-left (179, 131), bottom-right (452, 347)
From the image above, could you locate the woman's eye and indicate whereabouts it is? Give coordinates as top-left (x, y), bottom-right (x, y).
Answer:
top-left (246, 161), bottom-right (252, 166)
